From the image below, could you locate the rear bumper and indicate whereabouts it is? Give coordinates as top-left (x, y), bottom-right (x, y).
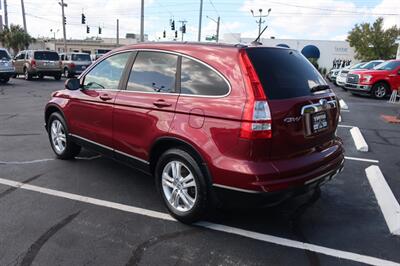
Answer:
top-left (214, 164), bottom-right (343, 207)
top-left (210, 140), bottom-right (345, 194)
top-left (30, 69), bottom-right (62, 76)
top-left (0, 71), bottom-right (15, 78)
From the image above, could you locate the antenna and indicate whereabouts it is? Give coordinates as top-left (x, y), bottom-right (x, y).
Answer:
top-left (252, 25), bottom-right (268, 45)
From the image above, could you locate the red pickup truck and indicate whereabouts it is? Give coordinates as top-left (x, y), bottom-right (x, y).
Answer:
top-left (344, 60), bottom-right (400, 98)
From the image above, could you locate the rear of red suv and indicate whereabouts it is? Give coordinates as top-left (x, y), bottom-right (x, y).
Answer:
top-left (45, 43), bottom-right (344, 223)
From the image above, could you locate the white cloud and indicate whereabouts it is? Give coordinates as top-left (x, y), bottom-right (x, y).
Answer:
top-left (372, 0), bottom-right (400, 29)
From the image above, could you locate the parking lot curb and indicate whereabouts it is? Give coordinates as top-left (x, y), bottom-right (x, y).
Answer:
top-left (366, 166), bottom-right (400, 236)
top-left (350, 127), bottom-right (369, 152)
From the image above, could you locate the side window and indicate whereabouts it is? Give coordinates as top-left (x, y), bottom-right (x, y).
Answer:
top-left (127, 51), bottom-right (178, 93)
top-left (83, 52), bottom-right (131, 90)
top-left (180, 57), bottom-right (229, 96)
top-left (60, 54), bottom-right (64, 60)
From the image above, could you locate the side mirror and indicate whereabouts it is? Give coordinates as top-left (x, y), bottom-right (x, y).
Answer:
top-left (65, 78), bottom-right (80, 90)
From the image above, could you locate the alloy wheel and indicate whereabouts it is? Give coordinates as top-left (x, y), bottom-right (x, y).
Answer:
top-left (161, 161), bottom-right (197, 212)
top-left (375, 85), bottom-right (386, 98)
top-left (50, 119), bottom-right (67, 154)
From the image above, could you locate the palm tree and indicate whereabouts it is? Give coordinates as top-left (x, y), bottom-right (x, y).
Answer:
top-left (0, 24), bottom-right (35, 55)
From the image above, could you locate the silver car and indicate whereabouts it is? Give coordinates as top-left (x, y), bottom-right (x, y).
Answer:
top-left (60, 52), bottom-right (92, 78)
top-left (0, 48), bottom-right (16, 84)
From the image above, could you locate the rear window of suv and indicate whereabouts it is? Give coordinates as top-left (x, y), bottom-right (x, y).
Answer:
top-left (34, 51), bottom-right (59, 61)
top-left (0, 50), bottom-right (11, 60)
top-left (72, 54), bottom-right (91, 61)
top-left (246, 47), bottom-right (327, 100)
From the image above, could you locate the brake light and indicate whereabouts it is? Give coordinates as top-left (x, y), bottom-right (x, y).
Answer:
top-left (69, 62), bottom-right (75, 68)
top-left (31, 59), bottom-right (36, 67)
top-left (239, 50), bottom-right (272, 139)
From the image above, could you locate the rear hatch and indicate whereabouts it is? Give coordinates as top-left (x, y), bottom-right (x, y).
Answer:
top-left (71, 53), bottom-right (92, 72)
top-left (245, 47), bottom-right (339, 160)
top-left (34, 51), bottom-right (60, 70)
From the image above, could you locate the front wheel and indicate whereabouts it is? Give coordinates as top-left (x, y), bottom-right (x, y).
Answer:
top-left (155, 149), bottom-right (211, 224)
top-left (47, 112), bottom-right (81, 159)
top-left (372, 82), bottom-right (389, 99)
top-left (0, 77), bottom-right (10, 84)
top-left (54, 73), bottom-right (62, 80)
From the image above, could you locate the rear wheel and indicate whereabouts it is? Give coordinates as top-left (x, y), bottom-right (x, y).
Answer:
top-left (38, 74), bottom-right (44, 80)
top-left (0, 77), bottom-right (10, 84)
top-left (54, 73), bottom-right (62, 80)
top-left (47, 112), bottom-right (81, 159)
top-left (64, 68), bottom-right (70, 78)
top-left (372, 82), bottom-right (389, 99)
top-left (24, 68), bottom-right (32, 80)
top-left (155, 148), bottom-right (210, 224)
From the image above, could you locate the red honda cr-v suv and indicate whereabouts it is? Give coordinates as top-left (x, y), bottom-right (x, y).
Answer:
top-left (45, 43), bottom-right (344, 223)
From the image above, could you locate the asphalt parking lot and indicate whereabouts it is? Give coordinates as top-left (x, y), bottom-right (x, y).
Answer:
top-left (0, 77), bottom-right (399, 266)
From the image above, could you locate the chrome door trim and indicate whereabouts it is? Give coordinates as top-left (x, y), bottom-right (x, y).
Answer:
top-left (69, 133), bottom-right (150, 165)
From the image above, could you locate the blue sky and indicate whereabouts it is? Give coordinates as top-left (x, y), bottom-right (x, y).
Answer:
top-left (4, 0), bottom-right (400, 42)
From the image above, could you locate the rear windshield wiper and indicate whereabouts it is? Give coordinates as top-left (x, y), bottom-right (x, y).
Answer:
top-left (310, 85), bottom-right (330, 93)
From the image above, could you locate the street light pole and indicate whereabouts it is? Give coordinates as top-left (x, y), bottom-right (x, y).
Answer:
top-left (250, 8), bottom-right (271, 38)
top-left (140, 0), bottom-right (144, 42)
top-left (4, 0), bottom-right (8, 27)
top-left (198, 0), bottom-right (203, 42)
top-left (206, 16), bottom-right (220, 43)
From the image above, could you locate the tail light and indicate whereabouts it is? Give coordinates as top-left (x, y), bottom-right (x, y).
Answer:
top-left (69, 62), bottom-right (75, 68)
top-left (239, 50), bottom-right (272, 139)
top-left (31, 59), bottom-right (36, 67)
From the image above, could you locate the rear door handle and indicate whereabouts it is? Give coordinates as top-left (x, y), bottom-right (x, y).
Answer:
top-left (153, 99), bottom-right (172, 108)
top-left (99, 94), bottom-right (113, 101)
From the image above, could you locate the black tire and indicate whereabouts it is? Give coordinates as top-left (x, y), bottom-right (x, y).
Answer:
top-left (54, 73), bottom-right (62, 80)
top-left (371, 82), bottom-right (389, 99)
top-left (47, 112), bottom-right (81, 159)
top-left (24, 68), bottom-right (32, 80)
top-left (12, 74), bottom-right (17, 78)
top-left (64, 68), bottom-right (70, 78)
top-left (38, 74), bottom-right (44, 80)
top-left (0, 77), bottom-right (10, 84)
top-left (155, 148), bottom-right (211, 224)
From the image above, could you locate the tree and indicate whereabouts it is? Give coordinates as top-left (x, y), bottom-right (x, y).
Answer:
top-left (0, 24), bottom-right (35, 55)
top-left (347, 18), bottom-right (400, 61)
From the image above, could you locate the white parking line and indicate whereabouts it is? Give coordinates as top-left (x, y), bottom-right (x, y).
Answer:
top-left (338, 125), bottom-right (353, 128)
top-left (341, 109), bottom-right (350, 113)
top-left (0, 177), bottom-right (398, 266)
top-left (339, 99), bottom-right (349, 110)
top-left (365, 166), bottom-right (400, 236)
top-left (350, 127), bottom-right (369, 152)
top-left (0, 159), bottom-right (55, 165)
top-left (345, 156), bottom-right (379, 164)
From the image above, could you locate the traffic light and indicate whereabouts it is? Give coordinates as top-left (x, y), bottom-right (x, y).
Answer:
top-left (81, 14), bottom-right (86, 24)
top-left (63, 16), bottom-right (66, 25)
top-left (98, 27), bottom-right (102, 34)
top-left (171, 20), bottom-right (175, 30)
top-left (175, 30), bottom-right (178, 38)
top-left (86, 26), bottom-right (90, 33)
top-left (163, 30), bottom-right (166, 38)
top-left (182, 24), bottom-right (186, 34)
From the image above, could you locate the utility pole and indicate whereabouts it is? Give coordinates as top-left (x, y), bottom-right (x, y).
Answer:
top-left (59, 0), bottom-right (67, 52)
top-left (20, 0), bottom-right (27, 32)
top-left (197, 0), bottom-right (203, 42)
top-left (140, 0), bottom-right (144, 42)
top-left (250, 8), bottom-right (271, 37)
top-left (4, 0), bottom-right (8, 27)
top-left (206, 16), bottom-right (220, 42)
top-left (117, 19), bottom-right (120, 45)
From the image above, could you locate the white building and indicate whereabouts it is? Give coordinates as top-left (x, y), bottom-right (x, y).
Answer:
top-left (222, 33), bottom-right (357, 70)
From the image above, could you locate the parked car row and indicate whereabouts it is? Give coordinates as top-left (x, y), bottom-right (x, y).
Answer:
top-left (0, 48), bottom-right (95, 84)
top-left (328, 59), bottom-right (400, 99)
